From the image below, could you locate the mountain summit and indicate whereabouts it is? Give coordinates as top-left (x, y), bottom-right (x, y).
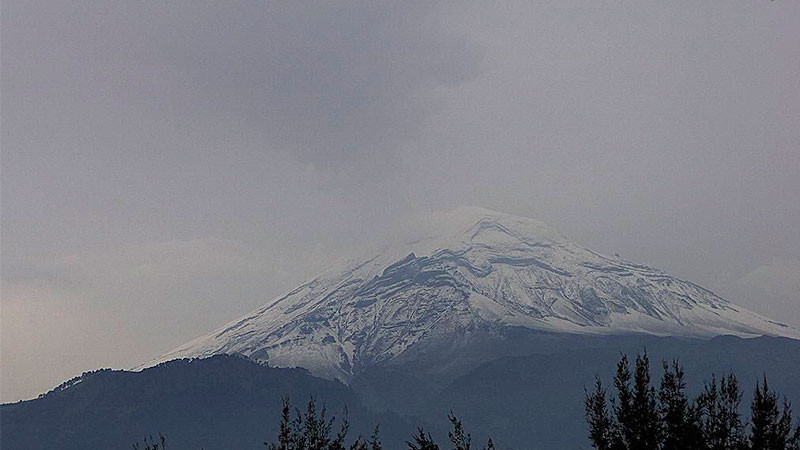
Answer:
top-left (149, 208), bottom-right (798, 380)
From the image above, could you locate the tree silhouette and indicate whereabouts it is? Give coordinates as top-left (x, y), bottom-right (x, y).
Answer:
top-left (265, 397), bottom-right (368, 450)
top-left (448, 412), bottom-right (471, 450)
top-left (368, 425), bottom-right (382, 450)
top-left (659, 360), bottom-right (703, 450)
top-left (587, 353), bottom-right (800, 450)
top-left (607, 353), bottom-right (660, 450)
top-left (750, 377), bottom-right (795, 450)
top-left (697, 373), bottom-right (745, 450)
top-left (407, 428), bottom-right (439, 450)
top-left (586, 377), bottom-right (617, 450)
top-left (132, 434), bottom-right (166, 450)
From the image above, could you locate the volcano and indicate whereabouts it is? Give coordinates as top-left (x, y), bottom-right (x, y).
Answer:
top-left (147, 207), bottom-right (798, 380)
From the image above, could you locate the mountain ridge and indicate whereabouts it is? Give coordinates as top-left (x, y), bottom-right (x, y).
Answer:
top-left (1, 354), bottom-right (419, 450)
top-left (8, 335), bottom-right (800, 450)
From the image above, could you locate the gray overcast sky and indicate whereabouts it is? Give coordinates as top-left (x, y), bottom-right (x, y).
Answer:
top-left (2, 1), bottom-right (799, 403)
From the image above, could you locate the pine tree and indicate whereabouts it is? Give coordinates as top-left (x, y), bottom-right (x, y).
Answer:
top-left (585, 354), bottom-right (800, 450)
top-left (777, 400), bottom-right (796, 450)
top-left (483, 438), bottom-right (495, 450)
top-left (292, 402), bottom-right (308, 450)
top-left (659, 360), bottom-right (703, 450)
top-left (612, 353), bottom-right (659, 450)
top-left (697, 374), bottom-right (744, 450)
top-left (350, 438), bottom-right (368, 450)
top-left (750, 377), bottom-right (795, 450)
top-left (448, 412), bottom-right (471, 450)
top-left (133, 433), bottom-right (166, 450)
top-left (790, 422), bottom-right (800, 450)
top-left (369, 425), bottom-right (382, 450)
top-left (264, 397), bottom-right (371, 450)
top-left (720, 374), bottom-right (745, 450)
top-left (586, 377), bottom-right (617, 450)
top-left (330, 407), bottom-right (350, 450)
top-left (685, 396), bottom-right (707, 449)
top-left (267, 398), bottom-right (293, 450)
top-left (631, 353), bottom-right (660, 450)
top-left (697, 375), bottom-right (720, 449)
top-left (407, 428), bottom-right (440, 450)
top-left (613, 354), bottom-right (635, 449)
top-left (304, 398), bottom-right (329, 450)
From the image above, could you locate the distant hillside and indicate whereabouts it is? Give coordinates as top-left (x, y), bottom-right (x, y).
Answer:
top-left (355, 334), bottom-right (800, 450)
top-left (0, 355), bottom-right (418, 450)
top-left (4, 335), bottom-right (799, 450)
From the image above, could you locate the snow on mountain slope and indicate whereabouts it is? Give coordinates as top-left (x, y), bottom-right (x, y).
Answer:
top-left (146, 207), bottom-right (800, 380)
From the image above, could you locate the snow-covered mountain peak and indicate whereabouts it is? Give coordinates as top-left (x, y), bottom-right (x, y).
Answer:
top-left (356, 207), bottom-right (567, 271)
top-left (401, 206), bottom-right (564, 248)
top-left (146, 208), bottom-right (800, 380)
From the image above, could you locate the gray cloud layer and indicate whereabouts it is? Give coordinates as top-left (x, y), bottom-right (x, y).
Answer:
top-left (3, 1), bottom-right (799, 402)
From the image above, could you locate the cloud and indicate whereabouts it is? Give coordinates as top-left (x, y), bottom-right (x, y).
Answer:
top-left (724, 259), bottom-right (800, 329)
top-left (1, 1), bottom-right (486, 402)
top-left (1, 283), bottom-right (106, 403)
top-left (4, 239), bottom-right (262, 297)
top-left (3, 0), bottom-right (799, 403)
top-left (4, 1), bottom-right (482, 172)
top-left (0, 238), bottom-right (282, 402)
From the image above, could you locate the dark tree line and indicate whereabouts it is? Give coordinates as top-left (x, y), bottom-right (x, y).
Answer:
top-left (264, 398), bottom-right (494, 450)
top-left (132, 399), bottom-right (493, 450)
top-left (405, 412), bottom-right (494, 450)
top-left (264, 397), bottom-right (380, 450)
top-left (585, 353), bottom-right (800, 450)
top-left (132, 434), bottom-right (166, 450)
top-left (132, 354), bottom-right (799, 450)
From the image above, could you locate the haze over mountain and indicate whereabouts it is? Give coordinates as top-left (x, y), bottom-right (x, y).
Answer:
top-left (146, 208), bottom-right (798, 381)
top-left (5, 0), bottom-right (800, 405)
top-left (6, 209), bottom-right (800, 449)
